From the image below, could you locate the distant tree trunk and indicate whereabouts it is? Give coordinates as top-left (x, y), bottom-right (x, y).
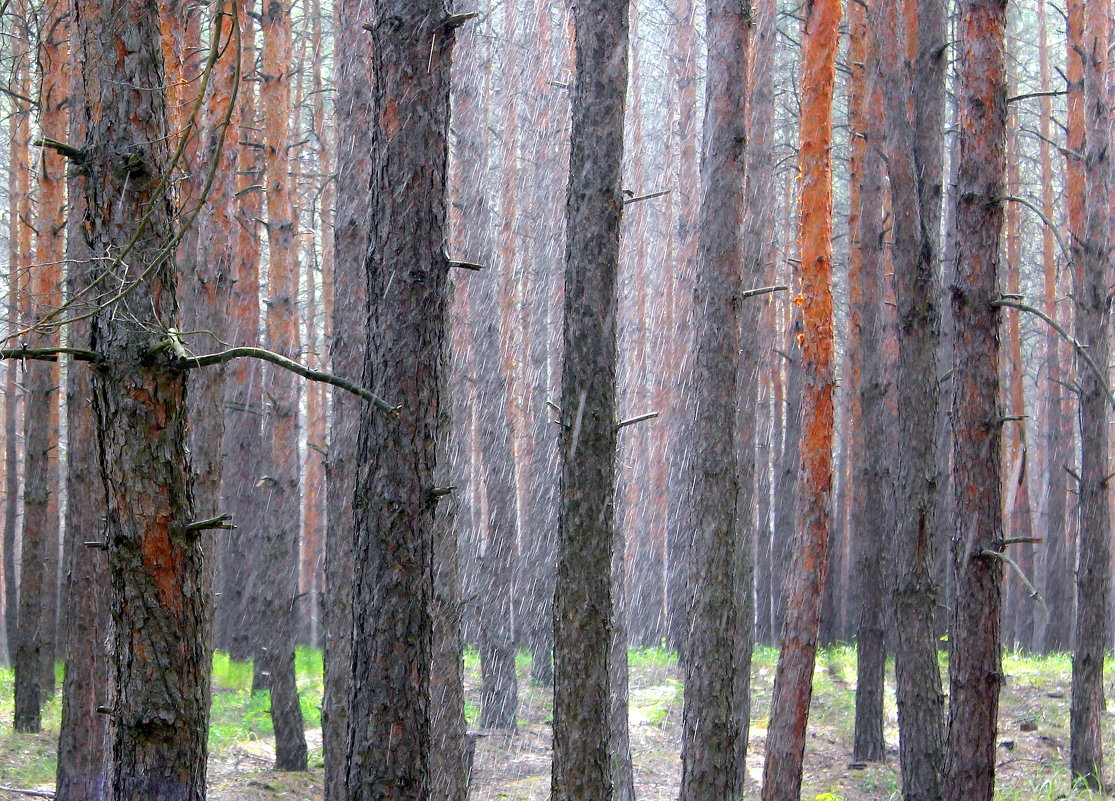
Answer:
top-left (552, 0), bottom-right (628, 798)
top-left (665, 0), bottom-right (698, 659)
top-left (761, 3), bottom-right (840, 799)
top-left (257, 0), bottom-right (308, 772)
top-left (16, 0), bottom-right (67, 726)
top-left (73, 0), bottom-right (211, 795)
top-left (943, 2), bottom-right (1008, 800)
top-left (55, 44), bottom-right (111, 800)
top-left (344, 1), bottom-right (454, 798)
top-left (1069, 0), bottom-right (1110, 788)
top-left (1037, 0), bottom-right (1071, 655)
top-left (217, 0), bottom-right (262, 664)
top-left (851, 0), bottom-right (887, 762)
top-left (679, 2), bottom-right (751, 799)
top-left (3, 56), bottom-right (30, 667)
top-left (322, 0), bottom-right (371, 795)
top-left (876, 0), bottom-right (948, 796)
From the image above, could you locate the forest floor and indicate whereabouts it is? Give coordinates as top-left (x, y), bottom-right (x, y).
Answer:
top-left (0, 646), bottom-right (1110, 800)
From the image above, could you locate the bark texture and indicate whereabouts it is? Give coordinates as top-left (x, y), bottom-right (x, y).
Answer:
top-left (344, 1), bottom-right (454, 798)
top-left (73, 1), bottom-right (211, 796)
top-left (551, 0), bottom-right (628, 798)
top-left (944, 2), bottom-right (1007, 800)
top-left (761, 1), bottom-right (840, 798)
top-left (678, 1), bottom-right (751, 798)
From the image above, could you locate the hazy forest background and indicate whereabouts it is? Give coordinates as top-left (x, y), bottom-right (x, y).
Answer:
top-left (0, 0), bottom-right (1109, 800)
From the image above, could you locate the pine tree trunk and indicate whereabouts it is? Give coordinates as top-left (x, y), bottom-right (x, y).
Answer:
top-left (344, 1), bottom-right (454, 797)
top-left (944, 2), bottom-right (1008, 799)
top-left (1069, 0), bottom-right (1110, 787)
top-left (73, 1), bottom-right (211, 795)
top-left (552, 0), bottom-right (629, 797)
top-left (761, 1), bottom-right (840, 798)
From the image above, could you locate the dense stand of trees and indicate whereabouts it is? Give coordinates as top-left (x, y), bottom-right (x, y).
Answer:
top-left (0, 0), bottom-right (1109, 799)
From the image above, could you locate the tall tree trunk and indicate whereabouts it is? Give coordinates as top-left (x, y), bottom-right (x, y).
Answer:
top-left (55, 39), bottom-right (111, 799)
top-left (217, 0), bottom-right (261, 663)
top-left (944, 2), bottom-right (1008, 799)
top-left (761, 2), bottom-right (840, 798)
top-left (679, 1), bottom-right (751, 798)
top-left (73, 0), bottom-right (211, 795)
top-left (552, 0), bottom-right (629, 797)
top-left (1037, 0), bottom-right (1071, 655)
top-left (322, 0), bottom-right (372, 794)
top-left (257, 0), bottom-right (308, 771)
top-left (16, 0), bottom-right (67, 726)
top-left (876, 0), bottom-right (948, 796)
top-left (1069, 0), bottom-right (1110, 787)
top-left (665, 0), bottom-right (698, 659)
top-left (344, 1), bottom-right (455, 798)
top-left (851, 0), bottom-right (888, 761)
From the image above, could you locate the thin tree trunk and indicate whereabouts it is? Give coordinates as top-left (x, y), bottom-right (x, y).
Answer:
top-left (944, 2), bottom-right (1008, 799)
top-left (761, 2), bottom-right (840, 798)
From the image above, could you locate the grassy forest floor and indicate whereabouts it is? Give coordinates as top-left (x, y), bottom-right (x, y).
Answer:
top-left (0, 646), bottom-right (1110, 800)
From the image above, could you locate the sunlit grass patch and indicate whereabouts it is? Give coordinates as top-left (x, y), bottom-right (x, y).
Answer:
top-left (629, 678), bottom-right (682, 727)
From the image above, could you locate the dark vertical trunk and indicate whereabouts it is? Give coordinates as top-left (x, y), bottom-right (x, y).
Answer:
top-left (761, 1), bottom-right (840, 798)
top-left (876, 0), bottom-right (948, 796)
top-left (944, 2), bottom-right (1008, 799)
top-left (322, 0), bottom-right (371, 795)
top-left (73, 0), bottom-right (211, 796)
top-left (55, 44), bottom-right (111, 800)
top-left (679, 1), bottom-right (751, 799)
top-left (344, 1), bottom-right (454, 798)
top-left (1069, 0), bottom-right (1110, 787)
top-left (772, 315), bottom-right (802, 642)
top-left (551, 0), bottom-right (628, 797)
top-left (851, 0), bottom-right (887, 761)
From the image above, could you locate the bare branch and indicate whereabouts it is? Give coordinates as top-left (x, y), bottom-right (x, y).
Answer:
top-left (185, 514), bottom-right (236, 533)
top-left (0, 345), bottom-right (103, 363)
top-left (980, 549), bottom-right (1048, 616)
top-left (172, 347), bottom-right (398, 414)
top-left (741, 284), bottom-right (790, 300)
top-left (616, 411), bottom-right (659, 430)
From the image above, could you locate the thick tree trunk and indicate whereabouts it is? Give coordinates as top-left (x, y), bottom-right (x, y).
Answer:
top-left (344, 2), bottom-right (454, 798)
top-left (552, 0), bottom-right (628, 798)
top-left (875, 0), bottom-right (948, 796)
top-left (761, 2), bottom-right (840, 799)
top-left (1069, 0), bottom-right (1110, 788)
top-left (73, 1), bottom-right (211, 796)
top-left (679, 2), bottom-right (751, 799)
top-left (322, 0), bottom-right (372, 795)
top-left (944, 3), bottom-right (1008, 800)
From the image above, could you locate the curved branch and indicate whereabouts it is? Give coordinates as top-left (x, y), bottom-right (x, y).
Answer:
top-left (992, 297), bottom-right (1115, 409)
top-left (173, 347), bottom-right (398, 414)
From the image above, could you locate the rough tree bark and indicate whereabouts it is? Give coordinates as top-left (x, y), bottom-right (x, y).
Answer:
top-left (344, 1), bottom-right (455, 798)
top-left (322, 0), bottom-right (372, 795)
top-left (761, 1), bottom-right (840, 799)
top-left (1068, 0), bottom-right (1110, 788)
top-left (551, 0), bottom-right (629, 798)
top-left (678, 1), bottom-right (751, 799)
top-left (851, 0), bottom-right (888, 761)
top-left (72, 0), bottom-right (211, 796)
top-left (876, 0), bottom-right (948, 795)
top-left (944, 2), bottom-right (1008, 800)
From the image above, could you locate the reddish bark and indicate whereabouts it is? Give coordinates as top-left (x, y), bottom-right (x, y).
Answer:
top-left (944, 2), bottom-right (1008, 800)
top-left (761, 2), bottom-right (840, 799)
